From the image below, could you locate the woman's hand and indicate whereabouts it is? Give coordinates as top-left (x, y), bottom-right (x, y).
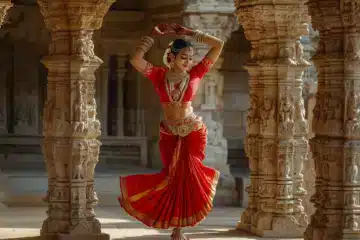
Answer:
top-left (149, 23), bottom-right (194, 37)
top-left (150, 24), bottom-right (176, 37)
top-left (170, 23), bottom-right (194, 36)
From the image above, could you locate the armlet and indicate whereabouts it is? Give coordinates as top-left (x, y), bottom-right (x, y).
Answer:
top-left (203, 58), bottom-right (214, 69)
top-left (142, 62), bottom-right (153, 76)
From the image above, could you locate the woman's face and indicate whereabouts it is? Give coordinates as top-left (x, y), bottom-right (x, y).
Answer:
top-left (173, 47), bottom-right (194, 72)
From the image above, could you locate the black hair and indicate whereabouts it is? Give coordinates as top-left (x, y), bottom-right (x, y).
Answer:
top-left (170, 39), bottom-right (193, 56)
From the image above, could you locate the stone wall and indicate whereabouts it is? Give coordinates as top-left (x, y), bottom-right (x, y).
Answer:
top-left (221, 27), bottom-right (251, 150)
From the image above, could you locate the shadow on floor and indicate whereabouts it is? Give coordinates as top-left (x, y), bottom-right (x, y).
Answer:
top-left (4, 230), bottom-right (257, 240)
top-left (113, 229), bottom-right (256, 240)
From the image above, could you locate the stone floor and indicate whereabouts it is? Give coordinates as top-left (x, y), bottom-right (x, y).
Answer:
top-left (0, 207), bottom-right (303, 240)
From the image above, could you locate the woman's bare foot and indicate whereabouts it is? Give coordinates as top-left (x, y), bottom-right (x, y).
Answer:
top-left (171, 228), bottom-right (189, 240)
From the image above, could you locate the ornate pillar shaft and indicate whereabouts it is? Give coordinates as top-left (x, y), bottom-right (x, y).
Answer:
top-left (182, 8), bottom-right (238, 205)
top-left (305, 1), bottom-right (360, 239)
top-left (0, 0), bottom-right (12, 209)
top-left (0, 0), bottom-right (11, 134)
top-left (38, 1), bottom-right (114, 239)
top-left (235, 0), bottom-right (310, 237)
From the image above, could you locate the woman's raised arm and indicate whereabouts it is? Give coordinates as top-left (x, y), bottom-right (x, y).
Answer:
top-left (193, 30), bottom-right (224, 64)
top-left (130, 33), bottom-right (155, 73)
top-left (130, 24), bottom-right (176, 74)
top-left (171, 24), bottom-right (224, 65)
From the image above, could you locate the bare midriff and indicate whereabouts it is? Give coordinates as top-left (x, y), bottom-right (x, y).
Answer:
top-left (161, 101), bottom-right (193, 121)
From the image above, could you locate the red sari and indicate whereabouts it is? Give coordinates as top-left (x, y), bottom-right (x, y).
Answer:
top-left (118, 57), bottom-right (219, 229)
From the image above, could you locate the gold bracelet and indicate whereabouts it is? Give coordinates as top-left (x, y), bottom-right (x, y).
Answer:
top-left (193, 30), bottom-right (208, 43)
top-left (136, 36), bottom-right (155, 53)
top-left (141, 36), bottom-right (155, 45)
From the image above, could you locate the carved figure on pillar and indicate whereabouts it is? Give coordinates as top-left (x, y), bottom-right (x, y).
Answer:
top-left (279, 94), bottom-right (295, 137)
top-left (260, 98), bottom-right (276, 134)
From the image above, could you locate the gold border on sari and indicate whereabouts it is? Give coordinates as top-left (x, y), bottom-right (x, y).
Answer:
top-left (118, 167), bottom-right (220, 229)
top-left (118, 117), bottom-right (219, 229)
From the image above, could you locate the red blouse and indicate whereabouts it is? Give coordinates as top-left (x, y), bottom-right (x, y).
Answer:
top-left (141, 58), bottom-right (213, 103)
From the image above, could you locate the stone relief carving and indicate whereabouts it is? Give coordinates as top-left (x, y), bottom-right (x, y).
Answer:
top-left (259, 139), bottom-right (276, 176)
top-left (260, 98), bottom-right (276, 134)
top-left (279, 95), bottom-right (295, 137)
top-left (294, 146), bottom-right (307, 190)
top-left (346, 91), bottom-right (360, 137)
top-left (279, 43), bottom-right (296, 65)
top-left (247, 94), bottom-right (260, 133)
top-left (345, 34), bottom-right (360, 61)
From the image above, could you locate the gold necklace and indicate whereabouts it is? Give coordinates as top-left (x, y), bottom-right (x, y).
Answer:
top-left (165, 70), bottom-right (189, 103)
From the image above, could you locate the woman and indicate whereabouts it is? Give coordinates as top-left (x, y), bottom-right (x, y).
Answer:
top-left (118, 23), bottom-right (224, 240)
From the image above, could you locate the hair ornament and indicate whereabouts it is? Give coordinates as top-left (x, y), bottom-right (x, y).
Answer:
top-left (163, 41), bottom-right (174, 68)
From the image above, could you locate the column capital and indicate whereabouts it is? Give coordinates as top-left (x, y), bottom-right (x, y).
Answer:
top-left (184, 0), bottom-right (234, 13)
top-left (235, 1), bottom-right (310, 67)
top-left (235, 1), bottom-right (309, 39)
top-left (37, 0), bottom-right (114, 31)
top-left (0, 0), bottom-right (12, 26)
top-left (183, 13), bottom-right (238, 42)
top-left (308, 0), bottom-right (360, 32)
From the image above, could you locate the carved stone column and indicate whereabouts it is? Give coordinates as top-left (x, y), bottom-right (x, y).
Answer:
top-left (182, 1), bottom-right (238, 206)
top-left (0, 0), bottom-right (12, 210)
top-left (235, 0), bottom-right (310, 237)
top-left (0, 0), bottom-right (12, 134)
top-left (305, 1), bottom-right (360, 239)
top-left (37, 0), bottom-right (114, 239)
top-left (0, 1), bottom-right (12, 135)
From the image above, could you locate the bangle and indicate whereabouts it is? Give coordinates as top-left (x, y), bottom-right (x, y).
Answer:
top-left (193, 30), bottom-right (208, 43)
top-left (136, 36), bottom-right (155, 53)
top-left (140, 36), bottom-right (155, 45)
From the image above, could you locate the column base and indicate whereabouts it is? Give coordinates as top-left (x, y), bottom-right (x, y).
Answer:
top-left (236, 221), bottom-right (251, 233)
top-left (238, 215), bottom-right (306, 238)
top-left (41, 233), bottom-right (110, 240)
top-left (236, 208), bottom-right (254, 232)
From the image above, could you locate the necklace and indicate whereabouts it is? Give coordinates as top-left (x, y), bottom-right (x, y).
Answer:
top-left (165, 70), bottom-right (190, 103)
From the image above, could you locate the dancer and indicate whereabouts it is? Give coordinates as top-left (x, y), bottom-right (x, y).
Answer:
top-left (118, 23), bottom-right (224, 240)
